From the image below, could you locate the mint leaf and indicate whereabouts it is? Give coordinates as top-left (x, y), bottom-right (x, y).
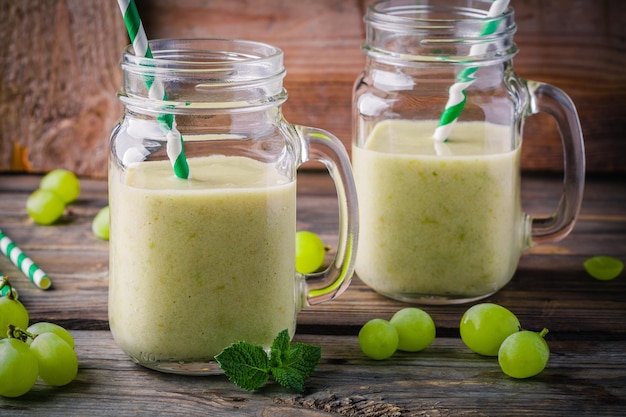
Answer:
top-left (269, 328), bottom-right (291, 368)
top-left (289, 343), bottom-right (322, 379)
top-left (214, 341), bottom-right (270, 391)
top-left (272, 365), bottom-right (306, 393)
top-left (215, 330), bottom-right (322, 393)
top-left (270, 342), bottom-right (322, 392)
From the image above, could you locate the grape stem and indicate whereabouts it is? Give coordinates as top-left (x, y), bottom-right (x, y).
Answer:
top-left (6, 324), bottom-right (34, 342)
top-left (539, 328), bottom-right (549, 338)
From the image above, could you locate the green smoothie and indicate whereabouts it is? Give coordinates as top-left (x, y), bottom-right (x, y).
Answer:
top-left (352, 120), bottom-right (524, 301)
top-left (108, 155), bottom-right (298, 368)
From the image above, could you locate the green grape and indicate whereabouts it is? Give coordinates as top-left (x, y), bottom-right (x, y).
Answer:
top-left (30, 332), bottom-right (78, 386)
top-left (0, 296), bottom-right (29, 337)
top-left (27, 322), bottom-right (75, 349)
top-left (498, 329), bottom-right (550, 378)
top-left (40, 168), bottom-right (80, 204)
top-left (389, 307), bottom-right (436, 352)
top-left (0, 338), bottom-right (39, 397)
top-left (358, 318), bottom-right (399, 360)
top-left (296, 231), bottom-right (326, 274)
top-left (584, 256), bottom-right (623, 281)
top-left (92, 206), bottom-right (110, 240)
top-left (26, 189), bottom-right (66, 225)
top-left (460, 303), bottom-right (520, 356)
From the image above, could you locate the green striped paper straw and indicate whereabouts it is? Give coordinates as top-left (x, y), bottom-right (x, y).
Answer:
top-left (433, 0), bottom-right (510, 142)
top-left (117, 0), bottom-right (190, 179)
top-left (1, 276), bottom-right (19, 299)
top-left (1, 286), bottom-right (18, 298)
top-left (0, 229), bottom-right (51, 290)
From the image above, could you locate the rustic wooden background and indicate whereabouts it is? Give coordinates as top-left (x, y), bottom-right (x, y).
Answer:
top-left (0, 0), bottom-right (624, 178)
top-left (0, 1), bottom-right (126, 177)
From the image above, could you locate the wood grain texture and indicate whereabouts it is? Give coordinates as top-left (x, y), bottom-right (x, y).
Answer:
top-left (2, 331), bottom-right (625, 416)
top-left (0, 172), bottom-right (625, 415)
top-left (0, 0), bottom-right (623, 176)
top-left (135, 0), bottom-right (626, 174)
top-left (0, 0), bottom-right (126, 177)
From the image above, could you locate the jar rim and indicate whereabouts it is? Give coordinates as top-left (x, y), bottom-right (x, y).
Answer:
top-left (123, 38), bottom-right (283, 69)
top-left (363, 0), bottom-right (517, 64)
top-left (366, 0), bottom-right (513, 28)
top-left (119, 38), bottom-right (287, 113)
top-left (121, 38), bottom-right (286, 87)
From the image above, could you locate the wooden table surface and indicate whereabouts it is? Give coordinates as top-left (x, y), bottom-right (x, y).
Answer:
top-left (0, 171), bottom-right (625, 416)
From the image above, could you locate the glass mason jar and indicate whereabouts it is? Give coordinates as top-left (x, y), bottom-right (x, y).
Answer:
top-left (108, 38), bottom-right (358, 374)
top-left (352, 0), bottom-right (585, 304)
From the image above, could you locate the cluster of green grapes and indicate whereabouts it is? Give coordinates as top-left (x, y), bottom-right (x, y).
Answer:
top-left (460, 303), bottom-right (549, 379)
top-left (358, 303), bottom-right (550, 379)
top-left (0, 278), bottom-right (78, 397)
top-left (26, 169), bottom-right (80, 225)
top-left (25, 168), bottom-right (110, 240)
top-left (358, 308), bottom-right (436, 360)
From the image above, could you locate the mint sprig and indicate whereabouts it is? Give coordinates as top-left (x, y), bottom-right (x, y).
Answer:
top-left (215, 329), bottom-right (321, 392)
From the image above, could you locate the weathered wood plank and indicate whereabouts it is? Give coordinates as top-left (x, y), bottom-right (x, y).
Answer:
top-left (1, 172), bottom-right (625, 415)
top-left (0, 331), bottom-right (624, 416)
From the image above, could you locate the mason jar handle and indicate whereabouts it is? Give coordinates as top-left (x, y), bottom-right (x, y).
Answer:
top-left (525, 81), bottom-right (585, 245)
top-left (295, 125), bottom-right (359, 305)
